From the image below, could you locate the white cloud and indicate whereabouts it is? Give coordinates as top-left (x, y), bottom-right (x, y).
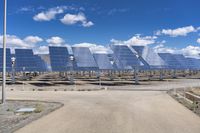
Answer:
top-left (197, 38), bottom-right (200, 44)
top-left (0, 35), bottom-right (31, 49)
top-left (181, 45), bottom-right (200, 58)
top-left (46, 36), bottom-right (65, 46)
top-left (111, 35), bottom-right (157, 46)
top-left (0, 35), bottom-right (44, 53)
top-left (156, 26), bottom-right (198, 37)
top-left (34, 45), bottom-right (49, 54)
top-left (33, 6), bottom-right (65, 21)
top-left (153, 44), bottom-right (200, 58)
top-left (153, 44), bottom-right (176, 54)
top-left (82, 21), bottom-right (94, 27)
top-left (18, 7), bottom-right (35, 12)
top-left (60, 13), bottom-right (94, 27)
top-left (33, 6), bottom-right (86, 22)
top-left (24, 36), bottom-right (43, 44)
top-left (73, 43), bottom-right (112, 54)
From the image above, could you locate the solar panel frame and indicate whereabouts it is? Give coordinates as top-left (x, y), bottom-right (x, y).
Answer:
top-left (15, 49), bottom-right (37, 72)
top-left (93, 53), bottom-right (114, 70)
top-left (132, 46), bottom-right (166, 70)
top-left (110, 45), bottom-right (142, 70)
top-left (158, 53), bottom-right (183, 70)
top-left (172, 54), bottom-right (188, 70)
top-left (49, 46), bottom-right (71, 72)
top-left (185, 58), bottom-right (200, 70)
top-left (0, 48), bottom-right (12, 72)
top-left (34, 55), bottom-right (47, 72)
top-left (72, 47), bottom-right (99, 71)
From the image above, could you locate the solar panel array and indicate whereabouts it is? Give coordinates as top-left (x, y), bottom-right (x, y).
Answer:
top-left (15, 49), bottom-right (38, 72)
top-left (72, 47), bottom-right (98, 71)
top-left (110, 45), bottom-right (142, 70)
top-left (132, 46), bottom-right (166, 69)
top-left (93, 53), bottom-right (114, 70)
top-left (0, 48), bottom-right (12, 72)
top-left (49, 46), bottom-right (71, 72)
top-left (1, 46), bottom-right (200, 73)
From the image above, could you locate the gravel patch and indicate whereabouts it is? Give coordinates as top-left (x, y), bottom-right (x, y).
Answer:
top-left (0, 100), bottom-right (63, 133)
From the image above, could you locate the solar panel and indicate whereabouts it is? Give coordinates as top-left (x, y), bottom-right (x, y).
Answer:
top-left (107, 54), bottom-right (118, 70)
top-left (185, 58), bottom-right (200, 70)
top-left (172, 54), bottom-right (188, 69)
top-left (93, 53), bottom-right (114, 70)
top-left (158, 53), bottom-right (182, 69)
top-left (72, 47), bottom-right (98, 71)
top-left (49, 46), bottom-right (71, 72)
top-left (0, 48), bottom-right (12, 72)
top-left (15, 49), bottom-right (37, 72)
top-left (34, 55), bottom-right (47, 72)
top-left (110, 45), bottom-right (142, 70)
top-left (132, 46), bottom-right (166, 69)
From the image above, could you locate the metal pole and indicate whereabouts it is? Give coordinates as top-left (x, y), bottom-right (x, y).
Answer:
top-left (134, 67), bottom-right (139, 84)
top-left (2, 0), bottom-right (7, 104)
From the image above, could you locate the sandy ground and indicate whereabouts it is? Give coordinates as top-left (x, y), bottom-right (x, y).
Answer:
top-left (7, 91), bottom-right (200, 133)
top-left (0, 79), bottom-right (199, 133)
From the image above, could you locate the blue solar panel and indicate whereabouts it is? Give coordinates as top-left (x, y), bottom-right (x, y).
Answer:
top-left (158, 53), bottom-right (183, 69)
top-left (49, 46), bottom-right (71, 72)
top-left (132, 46), bottom-right (166, 69)
top-left (72, 47), bottom-right (98, 71)
top-left (172, 54), bottom-right (188, 69)
top-left (107, 54), bottom-right (118, 70)
top-left (185, 58), bottom-right (200, 70)
top-left (34, 55), bottom-right (47, 72)
top-left (15, 49), bottom-right (37, 72)
top-left (0, 48), bottom-right (12, 72)
top-left (93, 53), bottom-right (114, 70)
top-left (110, 45), bottom-right (142, 70)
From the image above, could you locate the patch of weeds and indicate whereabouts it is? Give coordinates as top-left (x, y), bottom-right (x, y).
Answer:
top-left (34, 104), bottom-right (43, 113)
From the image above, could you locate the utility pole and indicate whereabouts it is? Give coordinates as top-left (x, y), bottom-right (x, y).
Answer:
top-left (2, 0), bottom-right (7, 104)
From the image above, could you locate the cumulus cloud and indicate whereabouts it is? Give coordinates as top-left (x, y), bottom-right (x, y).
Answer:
top-left (0, 35), bottom-right (32, 49)
top-left (46, 36), bottom-right (65, 46)
top-left (24, 36), bottom-right (43, 44)
top-left (181, 45), bottom-right (200, 58)
top-left (34, 45), bottom-right (49, 54)
top-left (73, 43), bottom-right (112, 54)
top-left (0, 35), bottom-right (44, 53)
top-left (153, 44), bottom-right (176, 54)
top-left (153, 44), bottom-right (200, 58)
top-left (156, 26), bottom-right (198, 37)
top-left (111, 35), bottom-right (157, 46)
top-left (33, 6), bottom-right (86, 24)
top-left (33, 6), bottom-right (67, 21)
top-left (60, 13), bottom-right (94, 27)
top-left (197, 38), bottom-right (200, 44)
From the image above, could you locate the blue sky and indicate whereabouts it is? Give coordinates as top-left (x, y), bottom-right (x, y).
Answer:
top-left (0, 0), bottom-right (200, 56)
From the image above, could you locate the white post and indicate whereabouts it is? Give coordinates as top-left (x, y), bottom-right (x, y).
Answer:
top-left (2, 0), bottom-right (7, 104)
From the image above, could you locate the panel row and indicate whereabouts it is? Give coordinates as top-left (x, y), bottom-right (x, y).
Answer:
top-left (0, 45), bottom-right (200, 72)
